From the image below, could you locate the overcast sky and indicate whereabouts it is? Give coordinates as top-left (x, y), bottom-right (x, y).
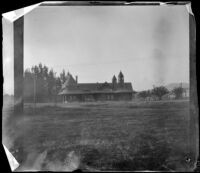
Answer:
top-left (4, 5), bottom-right (189, 94)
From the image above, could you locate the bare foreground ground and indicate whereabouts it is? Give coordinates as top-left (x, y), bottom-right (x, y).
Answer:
top-left (2, 100), bottom-right (193, 171)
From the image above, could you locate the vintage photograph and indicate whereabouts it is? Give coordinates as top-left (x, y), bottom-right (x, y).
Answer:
top-left (2, 2), bottom-right (198, 171)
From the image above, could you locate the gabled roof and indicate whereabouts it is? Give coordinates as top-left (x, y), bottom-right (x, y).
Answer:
top-left (62, 72), bottom-right (76, 87)
top-left (118, 71), bottom-right (124, 78)
top-left (59, 82), bottom-right (133, 95)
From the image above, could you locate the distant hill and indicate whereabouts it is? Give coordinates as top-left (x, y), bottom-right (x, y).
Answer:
top-left (165, 83), bottom-right (189, 91)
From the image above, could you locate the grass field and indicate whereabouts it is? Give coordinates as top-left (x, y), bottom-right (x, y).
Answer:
top-left (3, 100), bottom-right (191, 171)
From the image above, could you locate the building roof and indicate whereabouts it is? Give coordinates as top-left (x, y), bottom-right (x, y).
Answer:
top-left (112, 75), bottom-right (117, 82)
top-left (62, 72), bottom-right (77, 88)
top-left (118, 71), bottom-right (124, 78)
top-left (59, 82), bottom-right (133, 95)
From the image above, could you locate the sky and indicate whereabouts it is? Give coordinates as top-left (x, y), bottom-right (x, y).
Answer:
top-left (3, 5), bottom-right (189, 94)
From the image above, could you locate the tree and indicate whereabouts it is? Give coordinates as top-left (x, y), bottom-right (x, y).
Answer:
top-left (56, 77), bottom-right (62, 92)
top-left (24, 69), bottom-right (34, 102)
top-left (32, 64), bottom-right (48, 102)
top-left (24, 63), bottom-right (68, 103)
top-left (172, 87), bottom-right (184, 99)
top-left (138, 90), bottom-right (151, 100)
top-left (47, 69), bottom-right (56, 101)
top-left (151, 86), bottom-right (169, 100)
top-left (60, 69), bottom-right (67, 84)
top-left (26, 64), bottom-right (54, 102)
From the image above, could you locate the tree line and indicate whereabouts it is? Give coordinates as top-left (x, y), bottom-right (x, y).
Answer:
top-left (24, 63), bottom-right (68, 103)
top-left (138, 85), bottom-right (186, 101)
top-left (24, 63), bottom-right (187, 103)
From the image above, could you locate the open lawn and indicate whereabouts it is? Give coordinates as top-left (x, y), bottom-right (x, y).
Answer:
top-left (3, 100), bottom-right (192, 171)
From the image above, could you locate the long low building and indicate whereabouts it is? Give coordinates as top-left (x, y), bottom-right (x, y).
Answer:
top-left (58, 71), bottom-right (134, 102)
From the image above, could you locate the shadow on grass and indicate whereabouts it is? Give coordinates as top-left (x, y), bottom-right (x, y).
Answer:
top-left (79, 132), bottom-right (171, 171)
top-left (11, 127), bottom-right (189, 171)
top-left (4, 104), bottom-right (189, 171)
top-left (36, 130), bottom-right (173, 171)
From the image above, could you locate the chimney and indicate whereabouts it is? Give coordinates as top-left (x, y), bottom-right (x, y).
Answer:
top-left (76, 76), bottom-right (78, 83)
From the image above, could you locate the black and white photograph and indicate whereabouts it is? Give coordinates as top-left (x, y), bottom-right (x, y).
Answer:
top-left (2, 1), bottom-right (198, 171)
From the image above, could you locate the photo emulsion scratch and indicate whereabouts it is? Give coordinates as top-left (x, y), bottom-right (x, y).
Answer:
top-left (2, 1), bottom-right (198, 172)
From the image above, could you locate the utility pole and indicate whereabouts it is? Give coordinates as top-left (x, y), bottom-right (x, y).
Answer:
top-left (54, 80), bottom-right (58, 107)
top-left (33, 74), bottom-right (36, 113)
top-left (55, 89), bottom-right (57, 107)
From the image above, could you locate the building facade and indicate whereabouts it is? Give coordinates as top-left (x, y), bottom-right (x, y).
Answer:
top-left (59, 71), bottom-right (134, 102)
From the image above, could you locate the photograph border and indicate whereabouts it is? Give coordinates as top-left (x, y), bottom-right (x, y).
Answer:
top-left (4, 1), bottom-right (199, 171)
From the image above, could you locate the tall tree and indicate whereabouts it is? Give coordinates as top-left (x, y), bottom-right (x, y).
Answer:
top-left (151, 86), bottom-right (169, 100)
top-left (172, 87), bottom-right (184, 99)
top-left (47, 69), bottom-right (56, 101)
top-left (138, 90), bottom-right (151, 100)
top-left (60, 69), bottom-right (67, 84)
top-left (24, 69), bottom-right (34, 102)
top-left (56, 77), bottom-right (62, 91)
top-left (24, 63), bottom-right (68, 103)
